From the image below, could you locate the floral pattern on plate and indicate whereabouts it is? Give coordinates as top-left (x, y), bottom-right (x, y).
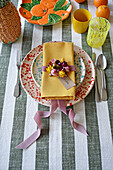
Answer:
top-left (31, 53), bottom-right (85, 89)
top-left (19, 0), bottom-right (72, 25)
top-left (20, 43), bottom-right (95, 106)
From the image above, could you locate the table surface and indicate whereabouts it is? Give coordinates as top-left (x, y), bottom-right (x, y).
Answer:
top-left (0, 0), bottom-right (113, 170)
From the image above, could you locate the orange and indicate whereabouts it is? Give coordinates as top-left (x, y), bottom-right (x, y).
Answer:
top-left (94, 0), bottom-right (108, 8)
top-left (37, 8), bottom-right (55, 25)
top-left (40, 0), bottom-right (56, 8)
top-left (96, 5), bottom-right (110, 19)
top-left (19, 7), bottom-right (32, 19)
top-left (31, 4), bottom-right (48, 17)
top-left (55, 10), bottom-right (69, 20)
top-left (75, 0), bottom-right (86, 3)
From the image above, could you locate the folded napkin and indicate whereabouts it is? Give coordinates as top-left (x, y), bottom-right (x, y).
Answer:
top-left (41, 42), bottom-right (76, 100)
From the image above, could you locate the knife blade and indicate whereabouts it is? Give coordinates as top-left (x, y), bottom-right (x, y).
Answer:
top-left (92, 52), bottom-right (101, 102)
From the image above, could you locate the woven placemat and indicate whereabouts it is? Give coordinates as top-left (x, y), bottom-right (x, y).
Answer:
top-left (0, 0), bottom-right (21, 44)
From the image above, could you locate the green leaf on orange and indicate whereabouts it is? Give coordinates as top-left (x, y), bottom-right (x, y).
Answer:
top-left (54, 0), bottom-right (65, 9)
top-left (54, 0), bottom-right (70, 11)
top-left (21, 0), bottom-right (41, 11)
top-left (31, 16), bottom-right (42, 20)
top-left (47, 13), bottom-right (61, 24)
top-left (21, 3), bottom-right (33, 11)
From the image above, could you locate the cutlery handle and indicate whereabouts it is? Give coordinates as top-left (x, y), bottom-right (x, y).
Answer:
top-left (13, 69), bottom-right (20, 97)
top-left (92, 52), bottom-right (101, 102)
top-left (95, 75), bottom-right (101, 102)
top-left (101, 71), bottom-right (107, 101)
top-left (14, 81), bottom-right (20, 97)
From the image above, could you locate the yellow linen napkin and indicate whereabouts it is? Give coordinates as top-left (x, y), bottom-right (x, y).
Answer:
top-left (41, 42), bottom-right (76, 100)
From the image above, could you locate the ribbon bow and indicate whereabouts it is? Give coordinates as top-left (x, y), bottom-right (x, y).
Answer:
top-left (16, 100), bottom-right (88, 149)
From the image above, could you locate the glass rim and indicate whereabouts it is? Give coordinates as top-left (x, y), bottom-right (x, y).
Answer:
top-left (89, 17), bottom-right (110, 33)
top-left (73, 8), bottom-right (92, 23)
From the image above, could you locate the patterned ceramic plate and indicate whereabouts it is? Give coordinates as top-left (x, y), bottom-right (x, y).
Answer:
top-left (20, 43), bottom-right (95, 107)
top-left (19, 0), bottom-right (72, 25)
top-left (31, 52), bottom-right (85, 89)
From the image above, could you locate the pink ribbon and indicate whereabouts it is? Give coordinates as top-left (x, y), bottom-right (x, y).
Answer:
top-left (16, 100), bottom-right (88, 149)
top-left (42, 65), bottom-right (75, 72)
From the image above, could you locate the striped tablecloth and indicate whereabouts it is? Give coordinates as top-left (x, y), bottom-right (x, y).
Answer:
top-left (0, 0), bottom-right (113, 169)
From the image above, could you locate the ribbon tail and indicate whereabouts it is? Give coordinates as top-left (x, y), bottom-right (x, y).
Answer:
top-left (73, 122), bottom-right (88, 136)
top-left (58, 100), bottom-right (67, 114)
top-left (16, 100), bottom-right (58, 149)
top-left (16, 111), bottom-right (42, 149)
top-left (51, 100), bottom-right (59, 113)
top-left (68, 109), bottom-right (88, 136)
top-left (15, 129), bottom-right (41, 149)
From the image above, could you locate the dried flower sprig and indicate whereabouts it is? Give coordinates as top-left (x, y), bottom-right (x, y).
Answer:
top-left (46, 58), bottom-right (70, 77)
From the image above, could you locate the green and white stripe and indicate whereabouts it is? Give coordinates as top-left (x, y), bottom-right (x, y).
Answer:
top-left (22, 23), bottom-right (43, 170)
top-left (49, 22), bottom-right (62, 170)
top-left (71, 1), bottom-right (89, 169)
top-left (0, 0), bottom-right (113, 169)
top-left (88, 1), bottom-right (113, 170)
